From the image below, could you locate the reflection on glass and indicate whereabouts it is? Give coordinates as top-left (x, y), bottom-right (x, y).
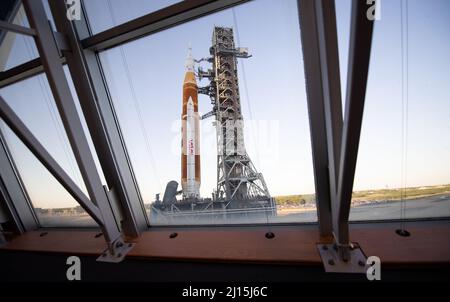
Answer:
top-left (98, 0), bottom-right (317, 225)
top-left (83, 0), bottom-right (182, 34)
top-left (350, 0), bottom-right (450, 221)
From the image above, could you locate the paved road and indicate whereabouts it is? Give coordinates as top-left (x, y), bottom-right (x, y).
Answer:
top-left (349, 194), bottom-right (450, 221)
top-left (277, 194), bottom-right (450, 223)
top-left (38, 194), bottom-right (450, 226)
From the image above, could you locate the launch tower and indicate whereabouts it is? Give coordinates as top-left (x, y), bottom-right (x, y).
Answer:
top-left (198, 27), bottom-right (271, 206)
top-left (151, 27), bottom-right (275, 223)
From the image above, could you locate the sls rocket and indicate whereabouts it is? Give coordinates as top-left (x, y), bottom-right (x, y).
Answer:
top-left (181, 47), bottom-right (201, 198)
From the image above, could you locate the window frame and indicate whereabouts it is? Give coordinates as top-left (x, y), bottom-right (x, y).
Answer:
top-left (0, 0), bottom-right (448, 265)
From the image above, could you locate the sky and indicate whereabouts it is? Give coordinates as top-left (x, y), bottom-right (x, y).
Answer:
top-left (0, 0), bottom-right (449, 210)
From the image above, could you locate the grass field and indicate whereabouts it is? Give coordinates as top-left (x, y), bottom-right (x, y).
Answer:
top-left (274, 184), bottom-right (450, 206)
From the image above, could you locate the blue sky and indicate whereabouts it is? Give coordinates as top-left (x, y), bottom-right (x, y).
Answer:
top-left (95, 0), bottom-right (314, 202)
top-left (0, 0), bottom-right (449, 210)
top-left (345, 0), bottom-right (450, 190)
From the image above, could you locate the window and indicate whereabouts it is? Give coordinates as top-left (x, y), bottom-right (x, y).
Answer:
top-left (335, 0), bottom-right (351, 110)
top-left (83, 0), bottom-right (182, 34)
top-left (0, 1), bottom-right (56, 71)
top-left (2, 0), bottom-right (445, 233)
top-left (0, 4), bottom-right (39, 71)
top-left (0, 67), bottom-right (105, 227)
top-left (349, 0), bottom-right (450, 221)
top-left (97, 0), bottom-right (317, 225)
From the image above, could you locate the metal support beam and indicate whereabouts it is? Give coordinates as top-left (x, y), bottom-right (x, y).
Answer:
top-left (299, 0), bottom-right (373, 272)
top-left (315, 0), bottom-right (343, 215)
top-left (0, 20), bottom-right (36, 37)
top-left (0, 96), bottom-right (102, 225)
top-left (0, 57), bottom-right (66, 89)
top-left (81, 0), bottom-right (250, 51)
top-left (21, 0), bottom-right (129, 260)
top-left (1, 0), bottom-right (249, 88)
top-left (334, 0), bottom-right (374, 253)
top-left (297, 0), bottom-right (333, 237)
top-left (0, 1), bottom-right (39, 237)
top-left (0, 2), bottom-right (65, 88)
top-left (48, 0), bottom-right (149, 237)
top-left (0, 129), bottom-right (39, 233)
top-left (0, 0), bottom-right (22, 48)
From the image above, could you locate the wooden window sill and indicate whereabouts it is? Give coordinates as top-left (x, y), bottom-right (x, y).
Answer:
top-left (1, 221), bottom-right (449, 266)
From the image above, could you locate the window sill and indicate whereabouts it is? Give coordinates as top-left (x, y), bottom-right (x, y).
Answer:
top-left (1, 221), bottom-right (450, 266)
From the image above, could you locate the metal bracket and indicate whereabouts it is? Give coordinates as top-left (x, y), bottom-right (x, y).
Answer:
top-left (317, 242), bottom-right (368, 273)
top-left (51, 30), bottom-right (71, 55)
top-left (97, 237), bottom-right (135, 263)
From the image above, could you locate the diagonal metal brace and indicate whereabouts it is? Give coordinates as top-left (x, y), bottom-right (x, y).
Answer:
top-left (0, 96), bottom-right (103, 225)
top-left (1, 91), bottom-right (135, 263)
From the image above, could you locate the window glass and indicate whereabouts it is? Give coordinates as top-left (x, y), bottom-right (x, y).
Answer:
top-left (83, 0), bottom-right (182, 34)
top-left (0, 1), bottom-right (55, 71)
top-left (98, 0), bottom-right (317, 225)
top-left (350, 0), bottom-right (450, 221)
top-left (0, 4), bottom-right (39, 71)
top-left (335, 0), bottom-right (351, 111)
top-left (0, 67), bottom-right (105, 227)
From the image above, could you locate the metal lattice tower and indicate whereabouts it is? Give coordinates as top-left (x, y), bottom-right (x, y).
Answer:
top-left (198, 27), bottom-right (270, 202)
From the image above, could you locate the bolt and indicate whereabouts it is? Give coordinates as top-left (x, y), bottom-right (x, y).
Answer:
top-left (102, 253), bottom-right (107, 257)
top-left (358, 260), bottom-right (365, 267)
top-left (322, 245), bottom-right (328, 251)
top-left (328, 259), bottom-right (335, 266)
top-left (265, 232), bottom-right (275, 239)
top-left (115, 241), bottom-right (123, 248)
top-left (396, 229), bottom-right (411, 237)
top-left (117, 253), bottom-right (122, 258)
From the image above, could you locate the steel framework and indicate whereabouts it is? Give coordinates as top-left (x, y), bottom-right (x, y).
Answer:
top-left (199, 27), bottom-right (271, 204)
top-left (0, 0), bottom-right (376, 269)
top-left (299, 0), bottom-right (374, 272)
